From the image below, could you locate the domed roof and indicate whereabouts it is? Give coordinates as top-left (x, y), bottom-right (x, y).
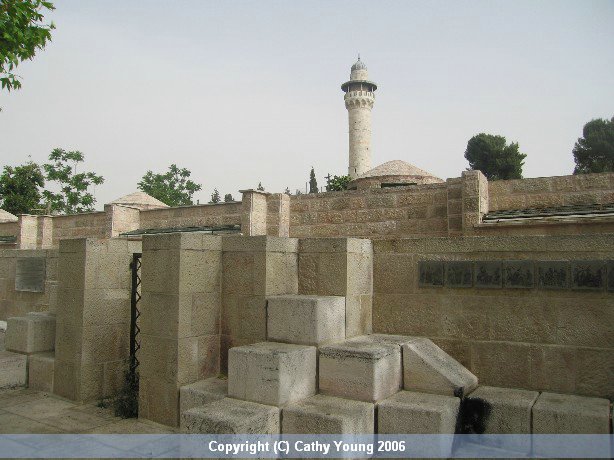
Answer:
top-left (357, 160), bottom-right (441, 180)
top-left (351, 56), bottom-right (367, 71)
top-left (0, 209), bottom-right (18, 222)
top-left (109, 191), bottom-right (169, 210)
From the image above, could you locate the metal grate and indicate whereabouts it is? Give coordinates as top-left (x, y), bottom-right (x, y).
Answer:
top-left (129, 253), bottom-right (142, 375)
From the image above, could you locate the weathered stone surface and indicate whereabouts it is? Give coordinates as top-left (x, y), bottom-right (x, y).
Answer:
top-left (418, 261), bottom-right (443, 287)
top-left (445, 261), bottom-right (472, 287)
top-left (537, 261), bottom-right (569, 289)
top-left (182, 397), bottom-right (280, 434)
top-left (0, 350), bottom-right (27, 388)
top-left (319, 339), bottom-right (401, 402)
top-left (460, 386), bottom-right (538, 453)
top-left (282, 394), bottom-right (374, 434)
top-left (532, 392), bottom-right (611, 433)
top-left (179, 377), bottom-right (227, 418)
top-left (228, 342), bottom-right (316, 407)
top-left (502, 260), bottom-right (534, 288)
top-left (28, 351), bottom-right (55, 392)
top-left (5, 313), bottom-right (55, 354)
top-left (267, 295), bottom-right (345, 346)
top-left (571, 260), bottom-right (605, 291)
top-left (402, 338), bottom-right (478, 398)
top-left (473, 261), bottom-right (501, 288)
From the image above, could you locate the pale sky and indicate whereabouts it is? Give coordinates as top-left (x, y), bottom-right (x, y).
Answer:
top-left (1, 0), bottom-right (613, 208)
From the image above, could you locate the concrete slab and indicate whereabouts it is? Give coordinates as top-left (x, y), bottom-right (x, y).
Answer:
top-left (282, 394), bottom-right (374, 434)
top-left (267, 295), bottom-right (345, 346)
top-left (228, 342), bottom-right (316, 407)
top-left (28, 352), bottom-right (55, 392)
top-left (180, 377), bottom-right (227, 418)
top-left (182, 397), bottom-right (280, 434)
top-left (319, 339), bottom-right (401, 403)
top-left (0, 350), bottom-right (27, 389)
top-left (402, 337), bottom-right (478, 397)
top-left (3, 393), bottom-right (76, 420)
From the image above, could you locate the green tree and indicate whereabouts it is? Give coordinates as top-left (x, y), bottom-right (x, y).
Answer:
top-left (284, 187), bottom-right (291, 196)
top-left (0, 160), bottom-right (45, 215)
top-left (573, 117), bottom-right (614, 174)
top-left (257, 182), bottom-right (264, 191)
top-left (138, 164), bottom-right (202, 207)
top-left (42, 148), bottom-right (104, 214)
top-left (209, 188), bottom-right (221, 204)
top-left (309, 167), bottom-right (318, 193)
top-left (0, 0), bottom-right (55, 93)
top-left (326, 174), bottom-right (351, 192)
top-left (224, 193), bottom-right (234, 202)
top-left (464, 133), bottom-right (526, 180)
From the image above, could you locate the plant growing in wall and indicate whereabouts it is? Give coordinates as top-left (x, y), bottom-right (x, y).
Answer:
top-left (573, 117), bottom-right (614, 174)
top-left (464, 133), bottom-right (526, 180)
top-left (138, 164), bottom-right (202, 207)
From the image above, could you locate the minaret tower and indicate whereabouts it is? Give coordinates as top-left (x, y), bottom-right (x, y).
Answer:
top-left (341, 56), bottom-right (377, 179)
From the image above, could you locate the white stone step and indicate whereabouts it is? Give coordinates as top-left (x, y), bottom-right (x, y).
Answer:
top-left (228, 342), bottom-right (316, 407)
top-left (180, 377), bottom-right (227, 417)
top-left (28, 351), bottom-right (55, 392)
top-left (282, 394), bottom-right (374, 434)
top-left (182, 397), bottom-right (279, 434)
top-left (0, 350), bottom-right (27, 389)
top-left (402, 337), bottom-right (478, 398)
top-left (319, 338), bottom-right (401, 403)
top-left (5, 313), bottom-right (56, 354)
top-left (267, 295), bottom-right (345, 346)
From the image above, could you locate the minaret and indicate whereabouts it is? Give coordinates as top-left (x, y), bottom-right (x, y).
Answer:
top-left (341, 56), bottom-right (377, 179)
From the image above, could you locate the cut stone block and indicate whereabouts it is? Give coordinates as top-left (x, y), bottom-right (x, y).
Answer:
top-left (228, 342), bottom-right (316, 407)
top-left (180, 377), bottom-right (227, 417)
top-left (319, 339), bottom-right (401, 402)
top-left (5, 313), bottom-right (56, 354)
top-left (182, 397), bottom-right (280, 434)
top-left (378, 391), bottom-right (459, 457)
top-left (402, 338), bottom-right (477, 398)
top-left (28, 351), bottom-right (55, 392)
top-left (282, 394), bottom-right (374, 434)
top-left (461, 386), bottom-right (538, 453)
top-left (267, 295), bottom-right (345, 346)
top-left (532, 392), bottom-right (611, 457)
top-left (0, 350), bottom-right (27, 389)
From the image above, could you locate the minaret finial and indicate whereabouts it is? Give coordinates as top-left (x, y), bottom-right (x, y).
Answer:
top-left (358, 53), bottom-right (360, 61)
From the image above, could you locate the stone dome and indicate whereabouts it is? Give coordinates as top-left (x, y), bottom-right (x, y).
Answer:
top-left (349, 160), bottom-right (444, 190)
top-left (351, 57), bottom-right (367, 72)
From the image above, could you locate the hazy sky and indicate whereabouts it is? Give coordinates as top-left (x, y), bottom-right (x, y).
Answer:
top-left (1, 0), bottom-right (613, 207)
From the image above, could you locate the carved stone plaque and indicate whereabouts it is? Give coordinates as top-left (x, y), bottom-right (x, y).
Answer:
top-left (537, 261), bottom-right (569, 290)
top-left (503, 261), bottom-right (534, 289)
top-left (474, 261), bottom-right (502, 288)
top-left (446, 261), bottom-right (472, 288)
top-left (15, 257), bottom-right (46, 292)
top-left (418, 261), bottom-right (444, 287)
top-left (572, 261), bottom-right (605, 291)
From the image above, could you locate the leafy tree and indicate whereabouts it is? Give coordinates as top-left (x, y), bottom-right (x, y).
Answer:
top-left (464, 133), bottom-right (526, 180)
top-left (209, 188), bottom-right (221, 203)
top-left (0, 160), bottom-right (45, 215)
top-left (295, 189), bottom-right (302, 196)
top-left (309, 167), bottom-right (318, 193)
top-left (257, 182), bottom-right (264, 191)
top-left (326, 174), bottom-right (351, 192)
top-left (284, 187), bottom-right (291, 196)
top-left (224, 193), bottom-right (235, 202)
top-left (572, 117), bottom-right (614, 174)
top-left (42, 149), bottom-right (104, 214)
top-left (138, 164), bottom-right (202, 207)
top-left (0, 0), bottom-right (55, 93)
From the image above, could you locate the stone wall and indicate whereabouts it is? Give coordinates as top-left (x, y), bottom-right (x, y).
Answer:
top-left (0, 249), bottom-right (58, 321)
top-left (139, 202), bottom-right (242, 230)
top-left (51, 212), bottom-right (107, 246)
top-left (373, 234), bottom-right (614, 399)
top-left (488, 172), bottom-right (614, 211)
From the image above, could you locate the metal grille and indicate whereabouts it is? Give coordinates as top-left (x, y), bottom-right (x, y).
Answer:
top-left (129, 253), bottom-right (142, 375)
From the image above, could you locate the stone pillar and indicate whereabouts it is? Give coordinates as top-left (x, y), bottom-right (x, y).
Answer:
top-left (298, 238), bottom-right (373, 338)
top-left (139, 233), bottom-right (222, 427)
top-left (220, 235), bottom-right (298, 372)
top-left (54, 238), bottom-right (139, 402)
top-left (105, 204), bottom-right (141, 238)
top-left (36, 216), bottom-right (53, 249)
top-left (266, 193), bottom-right (290, 237)
top-left (446, 178), bottom-right (463, 236)
top-left (16, 215), bottom-right (37, 249)
top-left (461, 170), bottom-right (489, 234)
top-left (240, 190), bottom-right (269, 236)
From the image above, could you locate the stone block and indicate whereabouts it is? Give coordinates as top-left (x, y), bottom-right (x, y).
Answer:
top-left (28, 351), bottom-right (55, 392)
top-left (5, 313), bottom-right (56, 354)
top-left (473, 261), bottom-right (502, 288)
top-left (537, 261), bottom-right (570, 289)
top-left (182, 397), bottom-right (280, 434)
top-left (228, 342), bottom-right (316, 407)
top-left (378, 391), bottom-right (459, 457)
top-left (267, 295), bottom-right (345, 346)
top-left (571, 260), bottom-right (606, 291)
top-left (445, 261), bottom-right (472, 288)
top-left (502, 260), bottom-right (534, 288)
top-left (460, 386), bottom-right (538, 453)
top-left (402, 338), bottom-right (478, 398)
top-left (0, 350), bottom-right (27, 388)
top-left (179, 377), bottom-right (227, 418)
top-left (282, 394), bottom-right (374, 434)
top-left (319, 339), bottom-right (401, 403)
top-left (345, 294), bottom-right (372, 338)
